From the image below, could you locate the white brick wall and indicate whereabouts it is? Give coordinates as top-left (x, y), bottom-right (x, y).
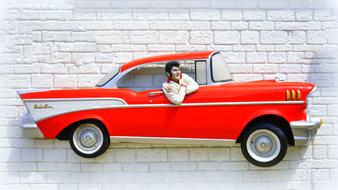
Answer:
top-left (1, 0), bottom-right (338, 189)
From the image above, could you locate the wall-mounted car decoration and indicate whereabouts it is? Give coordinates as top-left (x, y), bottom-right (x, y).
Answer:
top-left (18, 51), bottom-right (322, 167)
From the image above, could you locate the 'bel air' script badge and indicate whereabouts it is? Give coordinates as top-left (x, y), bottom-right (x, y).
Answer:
top-left (34, 104), bottom-right (53, 109)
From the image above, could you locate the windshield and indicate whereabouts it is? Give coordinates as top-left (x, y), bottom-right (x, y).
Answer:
top-left (211, 53), bottom-right (232, 82)
top-left (96, 65), bottom-right (120, 87)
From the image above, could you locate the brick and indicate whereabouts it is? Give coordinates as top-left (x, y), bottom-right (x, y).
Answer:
top-left (249, 22), bottom-right (274, 30)
top-left (232, 45), bottom-right (255, 51)
top-left (211, 21), bottom-right (230, 30)
top-left (58, 42), bottom-right (96, 52)
top-left (95, 31), bottom-right (122, 44)
top-left (296, 10), bottom-right (313, 21)
top-left (247, 52), bottom-right (267, 63)
top-left (221, 10), bottom-right (242, 21)
top-left (44, 149), bottom-right (67, 162)
top-left (230, 22), bottom-right (248, 30)
top-left (41, 64), bottom-right (67, 74)
top-left (261, 31), bottom-right (287, 44)
top-left (253, 64), bottom-right (278, 73)
top-left (168, 148), bottom-right (189, 161)
top-left (136, 148), bottom-right (167, 162)
top-left (189, 148), bottom-right (208, 161)
top-left (169, 9), bottom-right (189, 20)
top-left (241, 31), bottom-right (258, 44)
top-left (46, 172), bottom-right (70, 183)
top-left (19, 172), bottom-right (47, 183)
top-left (171, 162), bottom-right (196, 171)
top-left (281, 169), bottom-right (311, 180)
top-left (149, 21), bottom-right (180, 30)
top-left (54, 75), bottom-right (77, 88)
top-left (279, 64), bottom-right (301, 73)
top-left (59, 184), bottom-right (78, 190)
top-left (111, 172), bottom-right (135, 182)
top-left (221, 52), bottom-right (245, 63)
top-left (78, 75), bottom-right (102, 88)
top-left (114, 21), bottom-right (149, 30)
top-left (4, 75), bottom-right (30, 88)
top-left (328, 145), bottom-right (338, 159)
top-left (114, 149), bottom-right (136, 162)
top-left (21, 149), bottom-right (43, 162)
top-left (135, 172), bottom-right (162, 182)
top-left (275, 22), bottom-right (321, 30)
top-left (191, 9), bottom-right (220, 20)
top-left (182, 171), bottom-right (203, 182)
top-left (90, 172), bottom-right (112, 183)
top-left (268, 52), bottom-right (286, 63)
top-left (159, 31), bottom-right (188, 44)
top-left (314, 146), bottom-right (328, 159)
top-left (287, 52), bottom-right (305, 63)
top-left (70, 172), bottom-right (90, 183)
top-left (314, 10), bottom-right (335, 21)
top-left (190, 31), bottom-right (213, 44)
top-left (149, 163), bottom-right (170, 171)
top-left (243, 10), bottom-right (265, 21)
top-left (228, 64), bottom-right (252, 73)
top-left (31, 74), bottom-right (53, 88)
top-left (308, 31), bottom-right (327, 44)
top-left (179, 21), bottom-right (210, 30)
top-left (43, 31), bottom-right (71, 42)
top-left (6, 163), bottom-right (37, 172)
top-left (133, 9), bottom-right (168, 20)
top-left (131, 31), bottom-right (157, 44)
top-left (214, 31), bottom-right (240, 44)
top-left (197, 162), bottom-right (219, 171)
top-left (288, 31), bottom-right (306, 44)
top-left (147, 45), bottom-right (175, 52)
top-left (99, 9), bottom-right (132, 20)
top-left (267, 10), bottom-right (295, 21)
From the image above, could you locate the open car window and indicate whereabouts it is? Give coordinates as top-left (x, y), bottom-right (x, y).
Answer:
top-left (116, 60), bottom-right (202, 92)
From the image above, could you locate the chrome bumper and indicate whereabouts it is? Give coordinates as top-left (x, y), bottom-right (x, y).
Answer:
top-left (290, 117), bottom-right (323, 146)
top-left (20, 113), bottom-right (44, 138)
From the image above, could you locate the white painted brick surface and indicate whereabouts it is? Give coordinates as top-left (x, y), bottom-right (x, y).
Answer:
top-left (1, 0), bottom-right (338, 189)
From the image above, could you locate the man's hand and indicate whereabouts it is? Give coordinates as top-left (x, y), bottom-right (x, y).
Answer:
top-left (179, 79), bottom-right (188, 87)
top-left (163, 83), bottom-right (174, 92)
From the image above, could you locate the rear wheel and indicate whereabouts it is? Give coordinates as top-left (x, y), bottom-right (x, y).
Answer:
top-left (241, 123), bottom-right (287, 167)
top-left (69, 122), bottom-right (110, 158)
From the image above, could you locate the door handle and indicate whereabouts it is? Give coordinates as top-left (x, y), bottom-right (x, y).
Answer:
top-left (149, 91), bottom-right (164, 97)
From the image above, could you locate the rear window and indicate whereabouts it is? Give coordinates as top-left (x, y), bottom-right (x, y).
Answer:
top-left (211, 53), bottom-right (232, 82)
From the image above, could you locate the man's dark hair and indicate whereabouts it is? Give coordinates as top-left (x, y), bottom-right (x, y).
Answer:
top-left (165, 61), bottom-right (180, 76)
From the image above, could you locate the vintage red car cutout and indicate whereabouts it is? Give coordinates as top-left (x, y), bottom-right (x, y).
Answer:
top-left (18, 51), bottom-right (322, 167)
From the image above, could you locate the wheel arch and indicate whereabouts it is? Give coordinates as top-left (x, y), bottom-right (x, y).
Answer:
top-left (236, 114), bottom-right (294, 146)
top-left (56, 118), bottom-right (108, 140)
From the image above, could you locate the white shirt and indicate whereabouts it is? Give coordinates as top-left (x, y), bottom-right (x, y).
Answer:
top-left (162, 73), bottom-right (199, 105)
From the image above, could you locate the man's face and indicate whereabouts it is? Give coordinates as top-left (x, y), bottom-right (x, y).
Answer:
top-left (170, 66), bottom-right (181, 82)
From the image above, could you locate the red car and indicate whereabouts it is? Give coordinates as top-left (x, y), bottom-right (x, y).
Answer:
top-left (18, 51), bottom-right (322, 167)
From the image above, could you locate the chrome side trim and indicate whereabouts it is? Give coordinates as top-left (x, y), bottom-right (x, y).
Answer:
top-left (111, 136), bottom-right (236, 146)
top-left (24, 97), bottom-right (127, 104)
top-left (24, 99), bottom-right (304, 122)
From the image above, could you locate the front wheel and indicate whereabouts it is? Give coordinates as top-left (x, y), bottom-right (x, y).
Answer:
top-left (241, 123), bottom-right (288, 167)
top-left (69, 122), bottom-right (110, 158)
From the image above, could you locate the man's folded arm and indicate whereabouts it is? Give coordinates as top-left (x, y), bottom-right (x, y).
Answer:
top-left (162, 86), bottom-right (186, 105)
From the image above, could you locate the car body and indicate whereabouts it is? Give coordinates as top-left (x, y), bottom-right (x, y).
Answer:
top-left (18, 51), bottom-right (322, 166)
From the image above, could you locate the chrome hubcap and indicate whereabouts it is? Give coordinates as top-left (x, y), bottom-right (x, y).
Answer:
top-left (80, 129), bottom-right (98, 148)
top-left (254, 136), bottom-right (272, 154)
top-left (73, 123), bottom-right (104, 154)
top-left (246, 129), bottom-right (281, 162)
